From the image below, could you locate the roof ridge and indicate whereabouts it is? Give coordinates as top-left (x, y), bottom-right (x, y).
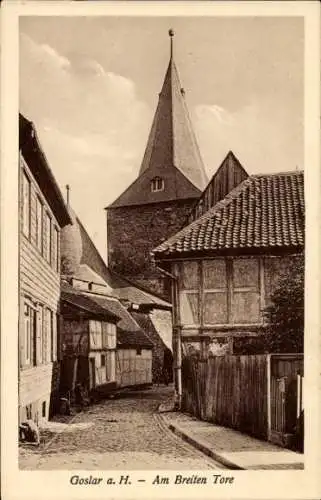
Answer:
top-left (252, 170), bottom-right (304, 177)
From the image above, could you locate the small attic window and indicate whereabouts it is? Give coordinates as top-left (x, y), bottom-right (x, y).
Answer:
top-left (151, 177), bottom-right (164, 192)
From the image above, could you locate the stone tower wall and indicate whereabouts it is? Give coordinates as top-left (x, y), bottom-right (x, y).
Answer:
top-left (107, 198), bottom-right (197, 299)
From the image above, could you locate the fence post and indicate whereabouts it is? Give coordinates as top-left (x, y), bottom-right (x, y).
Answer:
top-left (297, 373), bottom-right (302, 418)
top-left (267, 354), bottom-right (271, 441)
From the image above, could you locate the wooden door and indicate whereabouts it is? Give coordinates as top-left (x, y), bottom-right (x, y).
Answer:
top-left (269, 355), bottom-right (303, 447)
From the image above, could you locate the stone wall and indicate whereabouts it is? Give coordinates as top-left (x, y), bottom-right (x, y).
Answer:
top-left (107, 199), bottom-right (197, 299)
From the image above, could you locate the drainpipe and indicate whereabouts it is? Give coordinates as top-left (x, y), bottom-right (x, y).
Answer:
top-left (155, 263), bottom-right (182, 410)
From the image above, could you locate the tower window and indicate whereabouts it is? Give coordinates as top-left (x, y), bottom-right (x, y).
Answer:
top-left (151, 177), bottom-right (164, 192)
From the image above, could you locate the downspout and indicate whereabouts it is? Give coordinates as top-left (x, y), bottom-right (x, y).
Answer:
top-left (155, 263), bottom-right (182, 410)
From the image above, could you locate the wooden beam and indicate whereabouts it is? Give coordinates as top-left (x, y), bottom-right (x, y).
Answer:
top-left (267, 354), bottom-right (272, 441)
top-left (260, 257), bottom-right (266, 318)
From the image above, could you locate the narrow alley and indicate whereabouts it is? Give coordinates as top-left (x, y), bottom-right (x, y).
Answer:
top-left (19, 386), bottom-right (226, 470)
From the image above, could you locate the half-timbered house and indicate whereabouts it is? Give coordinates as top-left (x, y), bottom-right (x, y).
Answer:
top-left (153, 170), bottom-right (304, 391)
top-left (59, 284), bottom-right (119, 402)
top-left (60, 206), bottom-right (172, 385)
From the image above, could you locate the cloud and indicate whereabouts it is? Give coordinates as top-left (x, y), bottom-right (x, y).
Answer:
top-left (200, 105), bottom-right (236, 126)
top-left (194, 100), bottom-right (303, 178)
top-left (41, 44), bottom-right (71, 70)
top-left (20, 32), bottom-right (152, 258)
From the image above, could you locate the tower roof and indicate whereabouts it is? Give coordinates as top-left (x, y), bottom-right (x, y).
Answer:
top-left (109, 31), bottom-right (208, 208)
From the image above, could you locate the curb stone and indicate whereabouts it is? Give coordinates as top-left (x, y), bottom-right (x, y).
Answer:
top-left (167, 423), bottom-right (244, 470)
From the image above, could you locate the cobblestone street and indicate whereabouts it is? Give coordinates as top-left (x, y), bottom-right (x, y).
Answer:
top-left (19, 386), bottom-right (224, 470)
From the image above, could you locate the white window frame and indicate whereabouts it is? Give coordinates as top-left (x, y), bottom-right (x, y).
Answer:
top-left (23, 303), bottom-right (32, 366)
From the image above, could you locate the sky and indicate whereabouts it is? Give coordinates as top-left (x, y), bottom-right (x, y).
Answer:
top-left (19, 16), bottom-right (304, 260)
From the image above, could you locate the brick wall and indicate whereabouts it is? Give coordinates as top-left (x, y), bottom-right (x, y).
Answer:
top-left (107, 199), bottom-right (197, 299)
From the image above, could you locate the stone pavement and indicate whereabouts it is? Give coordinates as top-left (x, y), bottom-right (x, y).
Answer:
top-left (19, 386), bottom-right (225, 470)
top-left (160, 410), bottom-right (304, 470)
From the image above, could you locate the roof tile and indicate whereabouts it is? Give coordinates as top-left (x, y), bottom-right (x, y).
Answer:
top-left (153, 171), bottom-right (304, 257)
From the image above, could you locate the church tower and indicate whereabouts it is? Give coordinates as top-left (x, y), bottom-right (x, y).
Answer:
top-left (106, 30), bottom-right (208, 299)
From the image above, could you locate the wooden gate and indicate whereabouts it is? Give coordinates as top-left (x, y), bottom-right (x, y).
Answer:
top-left (268, 354), bottom-right (303, 447)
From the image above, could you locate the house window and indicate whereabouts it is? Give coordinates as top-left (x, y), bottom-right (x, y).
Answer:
top-left (36, 196), bottom-right (43, 253)
top-left (136, 348), bottom-right (142, 356)
top-left (23, 303), bottom-right (32, 365)
top-left (37, 305), bottom-right (44, 364)
top-left (22, 172), bottom-right (31, 238)
top-left (43, 308), bottom-right (53, 363)
top-left (197, 200), bottom-right (204, 219)
top-left (151, 177), bottom-right (164, 192)
top-left (45, 213), bottom-right (52, 264)
top-left (101, 354), bottom-right (106, 367)
top-left (53, 227), bottom-right (59, 272)
top-left (42, 401), bottom-right (46, 418)
top-left (26, 404), bottom-right (32, 420)
top-left (22, 301), bottom-right (37, 367)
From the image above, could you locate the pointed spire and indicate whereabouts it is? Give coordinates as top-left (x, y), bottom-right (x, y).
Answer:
top-left (109, 31), bottom-right (208, 208)
top-left (138, 30), bottom-right (208, 191)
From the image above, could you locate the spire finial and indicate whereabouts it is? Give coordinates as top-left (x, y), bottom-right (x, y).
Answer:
top-left (169, 29), bottom-right (174, 59)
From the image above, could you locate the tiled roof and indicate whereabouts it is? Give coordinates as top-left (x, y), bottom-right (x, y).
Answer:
top-left (110, 271), bottom-right (171, 309)
top-left (153, 171), bottom-right (304, 257)
top-left (19, 113), bottom-right (71, 228)
top-left (88, 295), bottom-right (153, 349)
top-left (61, 285), bottom-right (119, 322)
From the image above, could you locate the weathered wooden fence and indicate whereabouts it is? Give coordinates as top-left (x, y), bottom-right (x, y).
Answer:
top-left (182, 354), bottom-right (268, 439)
top-left (182, 353), bottom-right (304, 443)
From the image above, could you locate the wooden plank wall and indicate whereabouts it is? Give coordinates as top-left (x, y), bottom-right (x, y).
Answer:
top-left (182, 355), bottom-right (268, 439)
top-left (270, 354), bottom-right (303, 436)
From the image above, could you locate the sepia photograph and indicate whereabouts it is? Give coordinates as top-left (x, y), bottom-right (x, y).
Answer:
top-left (1, 1), bottom-right (320, 499)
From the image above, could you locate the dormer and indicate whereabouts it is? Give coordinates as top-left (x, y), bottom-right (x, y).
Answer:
top-left (151, 177), bottom-right (164, 193)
